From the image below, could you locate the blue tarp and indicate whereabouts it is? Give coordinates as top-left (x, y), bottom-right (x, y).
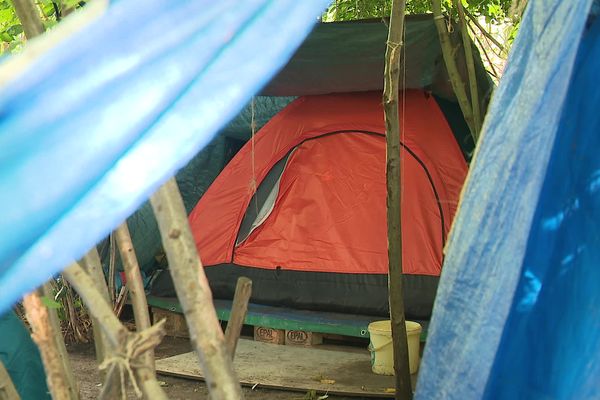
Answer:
top-left (416, 1), bottom-right (599, 399)
top-left (0, 0), bottom-right (329, 314)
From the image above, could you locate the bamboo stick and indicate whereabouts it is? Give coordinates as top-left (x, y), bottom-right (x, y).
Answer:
top-left (23, 291), bottom-right (71, 400)
top-left (151, 178), bottom-right (243, 400)
top-left (431, 0), bottom-right (477, 141)
top-left (383, 1), bottom-right (412, 399)
top-left (10, 0), bottom-right (44, 39)
top-left (114, 222), bottom-right (156, 376)
top-left (455, 0), bottom-right (482, 137)
top-left (224, 277), bottom-right (252, 360)
top-left (0, 360), bottom-right (20, 400)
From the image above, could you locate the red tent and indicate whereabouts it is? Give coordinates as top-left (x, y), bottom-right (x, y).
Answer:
top-left (189, 90), bottom-right (467, 318)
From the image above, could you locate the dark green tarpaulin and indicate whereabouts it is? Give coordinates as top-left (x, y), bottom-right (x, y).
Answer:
top-left (262, 15), bottom-right (493, 107)
top-left (0, 312), bottom-right (50, 400)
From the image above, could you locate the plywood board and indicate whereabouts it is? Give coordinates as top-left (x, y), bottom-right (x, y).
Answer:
top-left (155, 339), bottom-right (410, 397)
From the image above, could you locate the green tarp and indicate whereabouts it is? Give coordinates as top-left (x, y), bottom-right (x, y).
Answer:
top-left (0, 312), bottom-right (50, 400)
top-left (262, 15), bottom-right (493, 107)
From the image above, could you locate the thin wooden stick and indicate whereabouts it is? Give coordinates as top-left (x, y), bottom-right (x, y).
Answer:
top-left (42, 282), bottom-right (80, 399)
top-left (23, 291), bottom-right (71, 400)
top-left (63, 263), bottom-right (168, 400)
top-left (10, 0), bottom-right (44, 39)
top-left (383, 1), bottom-right (412, 399)
top-left (0, 360), bottom-right (20, 400)
top-left (113, 285), bottom-right (129, 318)
top-left (224, 277), bottom-right (252, 360)
top-left (151, 178), bottom-right (243, 400)
top-left (114, 222), bottom-right (156, 376)
top-left (455, 0), bottom-right (482, 136)
top-left (468, 22), bottom-right (500, 79)
top-left (80, 248), bottom-right (123, 399)
top-left (108, 234), bottom-right (117, 304)
top-left (463, 8), bottom-right (505, 51)
top-left (432, 1), bottom-right (477, 141)
top-left (80, 249), bottom-right (110, 364)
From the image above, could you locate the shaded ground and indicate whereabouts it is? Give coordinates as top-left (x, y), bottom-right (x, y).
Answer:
top-left (67, 336), bottom-right (363, 399)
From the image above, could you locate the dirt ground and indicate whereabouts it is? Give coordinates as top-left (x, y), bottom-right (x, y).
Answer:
top-left (67, 336), bottom-right (362, 399)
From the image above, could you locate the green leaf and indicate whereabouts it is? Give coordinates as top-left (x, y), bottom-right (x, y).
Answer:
top-left (41, 296), bottom-right (63, 310)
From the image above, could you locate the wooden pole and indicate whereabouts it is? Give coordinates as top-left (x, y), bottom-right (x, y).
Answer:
top-left (455, 0), bottom-right (482, 136)
top-left (224, 277), bottom-right (252, 360)
top-left (23, 291), bottom-right (71, 400)
top-left (431, 0), bottom-right (477, 141)
top-left (10, 0), bottom-right (44, 39)
top-left (0, 360), bottom-right (20, 400)
top-left (80, 249), bottom-right (111, 365)
top-left (383, 1), bottom-right (412, 399)
top-left (114, 222), bottom-right (156, 375)
top-left (80, 249), bottom-right (124, 399)
top-left (150, 178), bottom-right (243, 400)
top-left (42, 282), bottom-right (80, 399)
top-left (63, 263), bottom-right (168, 400)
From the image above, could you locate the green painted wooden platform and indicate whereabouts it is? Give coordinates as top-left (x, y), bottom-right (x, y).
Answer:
top-left (147, 296), bottom-right (428, 341)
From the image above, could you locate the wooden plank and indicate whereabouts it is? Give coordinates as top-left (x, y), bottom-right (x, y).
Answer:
top-left (156, 339), bottom-right (412, 397)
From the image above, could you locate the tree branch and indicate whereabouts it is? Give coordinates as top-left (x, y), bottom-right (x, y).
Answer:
top-left (463, 8), bottom-right (505, 51)
top-left (456, 0), bottom-right (482, 135)
top-left (151, 178), bottom-right (243, 400)
top-left (384, 1), bottom-right (412, 399)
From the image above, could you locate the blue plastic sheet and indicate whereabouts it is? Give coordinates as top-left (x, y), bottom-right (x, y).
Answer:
top-left (416, 1), bottom-right (598, 399)
top-left (0, 0), bottom-right (329, 314)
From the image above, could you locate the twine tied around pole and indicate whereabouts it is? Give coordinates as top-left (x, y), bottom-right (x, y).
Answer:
top-left (99, 319), bottom-right (166, 399)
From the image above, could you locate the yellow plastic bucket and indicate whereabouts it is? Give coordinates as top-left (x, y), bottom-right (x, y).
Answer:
top-left (367, 320), bottom-right (422, 375)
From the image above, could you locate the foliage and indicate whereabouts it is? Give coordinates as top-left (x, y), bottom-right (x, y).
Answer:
top-left (0, 0), bottom-right (84, 54)
top-left (323, 0), bottom-right (521, 24)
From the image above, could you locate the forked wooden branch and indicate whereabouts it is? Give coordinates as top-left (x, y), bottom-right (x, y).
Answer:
top-left (151, 178), bottom-right (243, 400)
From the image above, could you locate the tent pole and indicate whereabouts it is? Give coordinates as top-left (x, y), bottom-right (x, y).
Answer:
top-left (150, 178), bottom-right (243, 400)
top-left (383, 1), bottom-right (413, 399)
